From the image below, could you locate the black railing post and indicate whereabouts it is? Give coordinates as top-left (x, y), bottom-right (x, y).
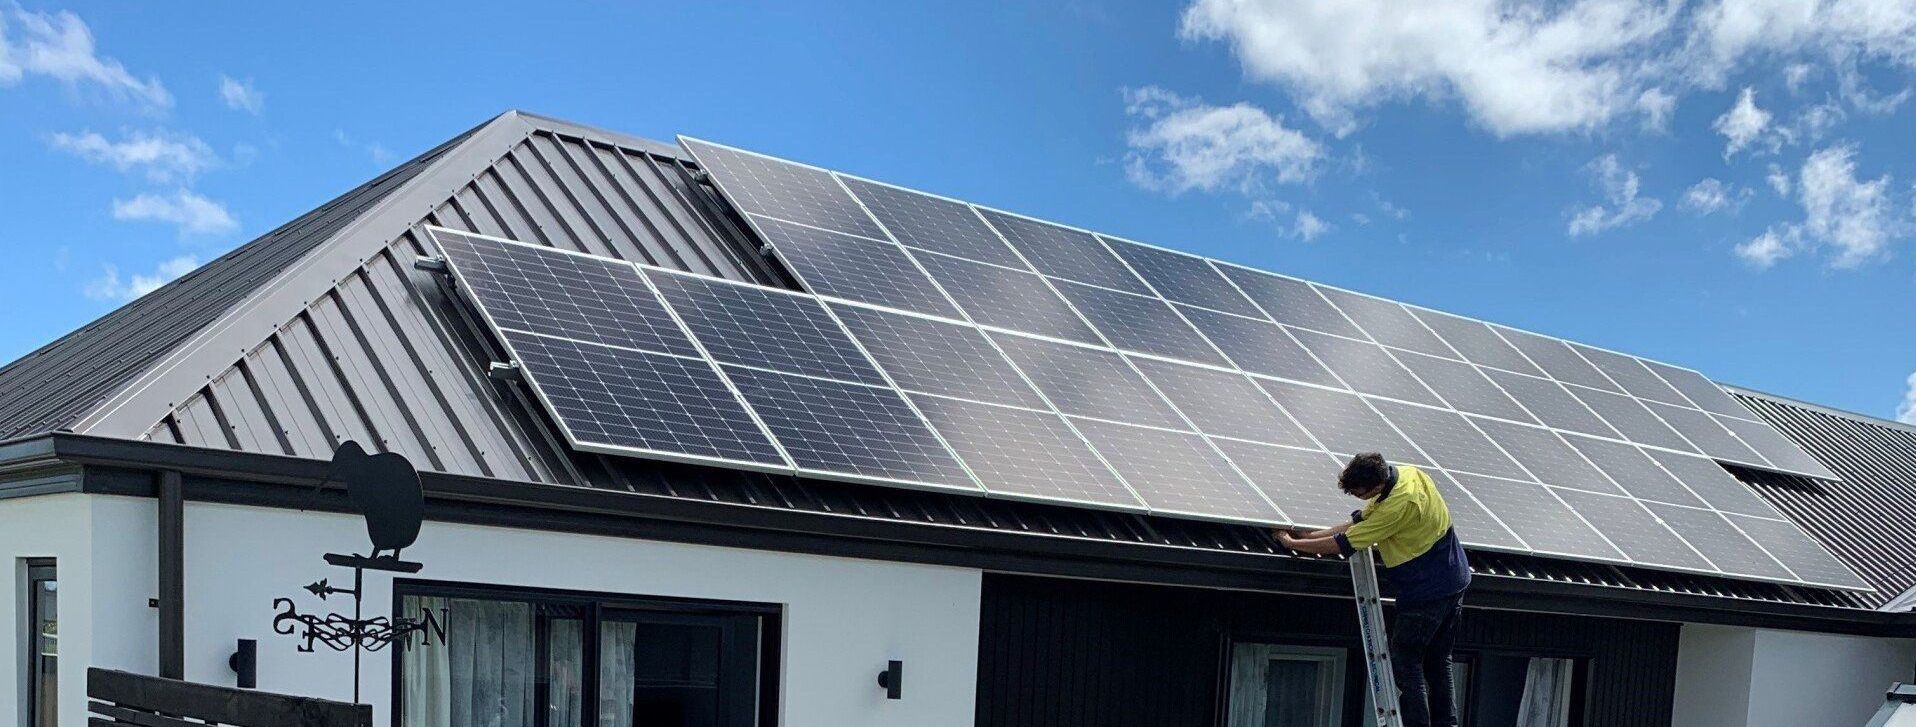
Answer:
top-left (158, 470), bottom-right (185, 680)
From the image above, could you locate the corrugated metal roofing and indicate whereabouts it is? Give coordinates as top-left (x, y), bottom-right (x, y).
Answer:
top-left (2, 110), bottom-right (1901, 612)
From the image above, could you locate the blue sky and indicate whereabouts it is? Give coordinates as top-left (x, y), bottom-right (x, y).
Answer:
top-left (2, 1), bottom-right (1913, 422)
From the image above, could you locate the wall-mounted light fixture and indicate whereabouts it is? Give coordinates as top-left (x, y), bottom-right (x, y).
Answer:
top-left (229, 639), bottom-right (257, 689)
top-left (877, 660), bottom-right (903, 700)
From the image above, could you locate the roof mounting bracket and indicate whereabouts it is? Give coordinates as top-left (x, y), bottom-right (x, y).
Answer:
top-left (487, 361), bottom-right (523, 383)
top-left (689, 168), bottom-right (711, 183)
top-left (758, 243), bottom-right (776, 257)
top-left (413, 256), bottom-right (450, 274)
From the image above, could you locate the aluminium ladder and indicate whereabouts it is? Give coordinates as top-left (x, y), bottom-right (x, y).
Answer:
top-left (1352, 547), bottom-right (1404, 727)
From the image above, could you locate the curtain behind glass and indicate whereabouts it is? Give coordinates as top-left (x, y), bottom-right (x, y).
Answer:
top-left (1226, 644), bottom-right (1271, 727)
top-left (402, 597), bottom-right (537, 727)
top-left (599, 621), bottom-right (639, 727)
top-left (403, 597), bottom-right (452, 727)
top-left (549, 618), bottom-right (584, 727)
top-left (1515, 657), bottom-right (1574, 727)
top-left (1264, 660), bottom-right (1324, 727)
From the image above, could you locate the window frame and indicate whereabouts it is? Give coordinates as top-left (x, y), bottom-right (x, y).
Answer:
top-left (24, 558), bottom-right (56, 727)
top-left (390, 579), bottom-right (783, 727)
top-left (1222, 640), bottom-right (1349, 727)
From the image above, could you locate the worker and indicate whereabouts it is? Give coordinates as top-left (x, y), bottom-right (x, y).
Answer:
top-left (1276, 452), bottom-right (1471, 727)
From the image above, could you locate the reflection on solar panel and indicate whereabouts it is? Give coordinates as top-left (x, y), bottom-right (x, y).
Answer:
top-left (1212, 440), bottom-right (1349, 526)
top-left (1644, 503), bottom-right (1795, 581)
top-left (747, 215), bottom-right (959, 318)
top-left (646, 269), bottom-right (885, 386)
top-left (1069, 417), bottom-right (1281, 523)
top-left (908, 393), bottom-right (1142, 509)
top-left (502, 330), bottom-right (786, 468)
top-left (434, 229), bottom-right (698, 357)
top-left (662, 139), bottom-right (1860, 589)
top-left (1425, 470), bottom-right (1529, 551)
top-left (1726, 515), bottom-right (1871, 589)
top-left (722, 365), bottom-right (976, 491)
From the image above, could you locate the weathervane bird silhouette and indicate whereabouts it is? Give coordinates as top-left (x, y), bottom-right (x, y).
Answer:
top-left (322, 441), bottom-right (424, 561)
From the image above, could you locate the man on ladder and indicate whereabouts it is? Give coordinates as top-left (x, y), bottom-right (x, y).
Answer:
top-left (1278, 453), bottom-right (1473, 727)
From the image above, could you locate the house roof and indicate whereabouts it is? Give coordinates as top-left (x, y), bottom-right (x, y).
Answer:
top-left (0, 111), bottom-right (1909, 622)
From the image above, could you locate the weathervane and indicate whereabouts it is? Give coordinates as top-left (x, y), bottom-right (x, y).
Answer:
top-left (272, 441), bottom-right (442, 701)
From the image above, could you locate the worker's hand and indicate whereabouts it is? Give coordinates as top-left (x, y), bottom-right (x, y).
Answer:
top-left (1274, 528), bottom-right (1300, 549)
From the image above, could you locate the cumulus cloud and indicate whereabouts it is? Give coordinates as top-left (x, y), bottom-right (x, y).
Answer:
top-left (1567, 154), bottom-right (1662, 235)
top-left (0, 5), bottom-right (169, 107)
top-left (1292, 209), bottom-right (1331, 240)
top-left (1679, 177), bottom-right (1750, 215)
top-left (1690, 0), bottom-right (1916, 83)
top-left (1899, 371), bottom-right (1916, 425)
top-left (1247, 200), bottom-right (1334, 241)
top-left (218, 74), bottom-right (262, 114)
top-left (1766, 162), bottom-right (1793, 196)
top-left (83, 255), bottom-right (198, 302)
top-left (110, 190), bottom-right (239, 236)
top-left (1737, 143), bottom-right (1904, 268)
top-left (1121, 86), bottom-right (1321, 195)
top-left (1637, 87), bottom-right (1678, 130)
top-left (1713, 87), bottom-right (1776, 157)
top-left (47, 129), bottom-right (216, 182)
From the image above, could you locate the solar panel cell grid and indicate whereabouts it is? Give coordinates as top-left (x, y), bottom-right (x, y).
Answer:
top-left (1562, 435), bottom-right (1706, 507)
top-left (1217, 266), bottom-right (1370, 339)
top-left (1494, 326), bottom-right (1624, 393)
top-left (722, 365), bottom-right (977, 491)
top-left (1213, 440), bottom-right (1350, 527)
top-left (1714, 413), bottom-right (1839, 480)
top-left (1288, 328), bottom-right (1443, 406)
top-left (909, 393), bottom-right (1143, 509)
top-left (433, 230), bottom-right (698, 358)
top-left (1369, 400), bottom-right (1530, 480)
top-left (1054, 280), bottom-right (1227, 366)
top-left (839, 177), bottom-right (1028, 268)
top-left (1129, 357), bottom-right (1315, 448)
top-left (1427, 471), bottom-right (1530, 551)
top-left (1645, 503), bottom-right (1795, 581)
top-left (1069, 417), bottom-right (1282, 523)
top-left (1726, 514), bottom-right (1871, 590)
top-left (1179, 306), bottom-right (1344, 388)
top-left (1450, 473), bottom-right (1622, 560)
top-left (1470, 417), bottom-right (1625, 496)
top-left (1104, 238), bottom-right (1263, 317)
top-left (1478, 368), bottom-right (1619, 439)
top-left (828, 304), bottom-right (1048, 409)
top-left (1548, 488), bottom-right (1714, 571)
top-left (1409, 309), bottom-right (1546, 376)
top-left (1314, 286), bottom-right (1458, 359)
top-left (646, 269), bottom-right (886, 386)
top-left (1643, 450), bottom-right (1781, 519)
top-left (914, 252), bottom-right (1103, 344)
top-left (1643, 400), bottom-right (1767, 466)
top-left (978, 209), bottom-right (1151, 294)
top-left (990, 333), bottom-right (1188, 430)
top-left (1570, 344), bottom-right (1691, 406)
top-left (681, 138), bottom-right (887, 239)
top-left (1640, 360), bottom-right (1759, 419)
top-left (1257, 380), bottom-right (1427, 466)
top-left (1392, 351), bottom-right (1536, 423)
top-left (747, 215), bottom-right (959, 318)
top-left (1566, 386), bottom-right (1698, 452)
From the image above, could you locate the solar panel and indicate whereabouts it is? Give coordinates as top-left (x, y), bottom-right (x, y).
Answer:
top-left (1427, 470), bottom-right (1530, 551)
top-left (828, 303), bottom-right (1047, 409)
top-left (1547, 488), bottom-right (1714, 571)
top-left (977, 209), bottom-right (1152, 294)
top-left (1638, 359), bottom-right (1759, 419)
top-left (1713, 413), bottom-right (1839, 480)
top-left (990, 332), bottom-right (1186, 429)
top-left (1257, 381), bottom-right (1425, 465)
top-left (1212, 440), bottom-right (1350, 527)
top-left (1409, 308), bottom-right (1546, 377)
top-left (1469, 417), bottom-right (1625, 496)
top-left (838, 177), bottom-right (1028, 268)
top-left (1725, 514), bottom-right (1871, 590)
top-left (746, 214), bottom-right (960, 318)
top-left (1493, 326), bottom-right (1624, 393)
top-left (1313, 286), bottom-right (1458, 358)
top-left (913, 251), bottom-right (1102, 344)
top-left (908, 393), bottom-right (1143, 509)
top-left (1368, 400), bottom-right (1529, 480)
top-left (1179, 306), bottom-right (1342, 388)
top-left (1448, 473), bottom-right (1623, 560)
top-left (1392, 351), bottom-right (1535, 423)
top-left (1562, 435), bottom-right (1706, 507)
top-left (1069, 417), bottom-right (1283, 523)
top-left (680, 138), bottom-right (886, 239)
top-left (502, 330), bottom-right (786, 469)
top-left (1103, 237), bottom-right (1263, 317)
top-left (1218, 270), bottom-right (1366, 341)
top-left (1053, 280), bottom-right (1226, 366)
top-left (1643, 503), bottom-right (1795, 581)
top-left (1565, 385), bottom-right (1698, 452)
top-left (721, 365), bottom-right (977, 491)
top-left (433, 229), bottom-right (698, 358)
top-left (1478, 368), bottom-right (1619, 439)
top-left (1642, 400), bottom-right (1766, 467)
top-left (645, 269), bottom-right (886, 386)
top-left (1288, 328), bottom-right (1442, 406)
top-left (1129, 357), bottom-right (1315, 448)
top-left (1569, 344), bottom-right (1690, 406)
top-left (1642, 450), bottom-right (1780, 519)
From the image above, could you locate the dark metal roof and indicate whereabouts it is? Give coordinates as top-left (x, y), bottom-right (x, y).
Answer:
top-left (0, 110), bottom-right (1904, 619)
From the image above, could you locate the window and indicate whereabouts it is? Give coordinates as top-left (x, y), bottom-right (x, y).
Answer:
top-left (396, 584), bottom-right (778, 727)
top-left (1226, 643), bottom-right (1345, 727)
top-left (1460, 653), bottom-right (1581, 727)
top-left (25, 560), bottom-right (57, 727)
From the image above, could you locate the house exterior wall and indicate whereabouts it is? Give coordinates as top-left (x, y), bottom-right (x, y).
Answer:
top-left (5, 494), bottom-right (984, 727)
top-left (1674, 623), bottom-right (1916, 727)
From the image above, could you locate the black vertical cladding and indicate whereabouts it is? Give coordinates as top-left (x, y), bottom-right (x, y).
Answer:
top-left (976, 574), bottom-right (1678, 727)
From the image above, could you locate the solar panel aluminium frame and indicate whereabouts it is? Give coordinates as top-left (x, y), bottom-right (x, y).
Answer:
top-left (423, 225), bottom-right (795, 475)
top-left (675, 139), bottom-right (1870, 590)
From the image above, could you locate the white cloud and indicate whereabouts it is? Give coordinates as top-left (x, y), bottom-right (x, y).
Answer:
top-left (1735, 225), bottom-right (1800, 268)
top-left (47, 129), bottom-right (216, 182)
top-left (1898, 371), bottom-right (1916, 425)
top-left (1567, 154), bottom-right (1662, 236)
top-left (1713, 87), bottom-right (1775, 157)
top-left (110, 190), bottom-right (239, 236)
top-left (1680, 177), bottom-right (1750, 214)
top-left (1784, 62), bottom-right (1818, 92)
top-left (1637, 87), bottom-right (1677, 131)
top-left (0, 6), bottom-right (169, 107)
top-left (83, 255), bottom-right (198, 302)
top-left (1766, 162), bottom-right (1793, 196)
top-left (1292, 209), bottom-right (1331, 241)
top-left (1121, 86), bottom-right (1321, 195)
top-left (1739, 143), bottom-right (1904, 269)
top-left (1691, 0), bottom-right (1916, 82)
top-left (218, 74), bottom-right (262, 114)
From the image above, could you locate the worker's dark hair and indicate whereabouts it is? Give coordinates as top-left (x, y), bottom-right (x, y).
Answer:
top-left (1338, 453), bottom-right (1391, 495)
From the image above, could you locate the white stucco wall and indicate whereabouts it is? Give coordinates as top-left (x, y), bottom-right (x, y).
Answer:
top-left (1673, 623), bottom-right (1916, 727)
top-left (4, 494), bottom-right (984, 727)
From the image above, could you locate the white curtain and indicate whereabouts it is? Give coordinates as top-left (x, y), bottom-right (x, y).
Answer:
top-left (598, 621), bottom-right (639, 727)
top-left (401, 597), bottom-right (536, 727)
top-left (1227, 644), bottom-right (1332, 727)
top-left (401, 597), bottom-right (452, 727)
top-left (1226, 644), bottom-right (1272, 727)
top-left (548, 619), bottom-right (584, 727)
top-left (1515, 657), bottom-right (1575, 727)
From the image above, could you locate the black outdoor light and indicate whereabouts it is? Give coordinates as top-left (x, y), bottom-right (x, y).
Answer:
top-left (877, 660), bottom-right (903, 700)
top-left (229, 639), bottom-right (257, 688)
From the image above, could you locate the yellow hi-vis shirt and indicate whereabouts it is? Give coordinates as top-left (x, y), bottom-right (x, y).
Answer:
top-left (1343, 465), bottom-right (1453, 568)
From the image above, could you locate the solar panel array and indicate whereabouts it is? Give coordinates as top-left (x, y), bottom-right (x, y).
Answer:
top-left (671, 138), bottom-right (1865, 592)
